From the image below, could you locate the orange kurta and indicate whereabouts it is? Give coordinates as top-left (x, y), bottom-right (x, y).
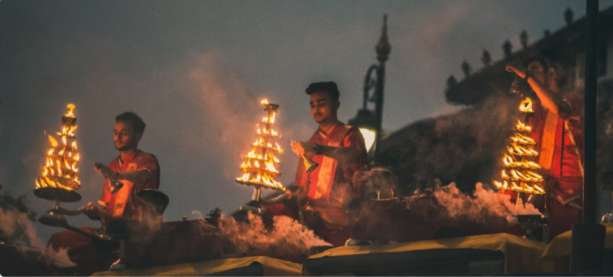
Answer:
top-left (529, 98), bottom-right (583, 193)
top-left (99, 150), bottom-right (160, 219)
top-left (528, 95), bottom-right (583, 237)
top-left (295, 123), bottom-right (367, 202)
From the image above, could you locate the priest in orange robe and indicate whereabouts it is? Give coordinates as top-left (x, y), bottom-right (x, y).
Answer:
top-left (507, 58), bottom-right (583, 238)
top-left (290, 81), bottom-right (368, 245)
top-left (48, 112), bottom-right (160, 272)
top-left (88, 111), bottom-right (160, 269)
top-left (92, 111), bottom-right (160, 222)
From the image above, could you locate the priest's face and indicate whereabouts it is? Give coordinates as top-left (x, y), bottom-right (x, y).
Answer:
top-left (113, 121), bottom-right (141, 151)
top-left (309, 91), bottom-right (338, 124)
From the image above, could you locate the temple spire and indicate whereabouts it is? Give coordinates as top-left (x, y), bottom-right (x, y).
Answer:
top-left (376, 14), bottom-right (391, 64)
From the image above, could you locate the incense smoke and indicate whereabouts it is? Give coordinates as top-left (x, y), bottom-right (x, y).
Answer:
top-left (352, 167), bottom-right (540, 242)
top-left (379, 93), bottom-right (517, 194)
top-left (430, 182), bottom-right (541, 224)
top-left (0, 189), bottom-right (44, 252)
top-left (218, 211), bottom-right (330, 260)
top-left (44, 247), bottom-right (77, 268)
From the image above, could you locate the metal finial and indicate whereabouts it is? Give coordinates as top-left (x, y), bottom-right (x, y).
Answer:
top-left (376, 14), bottom-right (391, 63)
top-left (481, 49), bottom-right (491, 66)
top-left (447, 75), bottom-right (458, 89)
top-left (502, 40), bottom-right (513, 59)
top-left (461, 60), bottom-right (471, 77)
top-left (564, 7), bottom-right (574, 25)
top-left (520, 30), bottom-right (528, 49)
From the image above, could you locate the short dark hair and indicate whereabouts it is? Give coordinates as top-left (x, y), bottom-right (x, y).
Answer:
top-left (526, 56), bottom-right (566, 86)
top-left (306, 81), bottom-right (340, 103)
top-left (525, 56), bottom-right (550, 72)
top-left (115, 112), bottom-right (146, 135)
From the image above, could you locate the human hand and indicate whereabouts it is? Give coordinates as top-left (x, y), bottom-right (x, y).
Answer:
top-left (290, 140), bottom-right (305, 157)
top-left (505, 65), bottom-right (527, 79)
top-left (82, 201), bottom-right (101, 220)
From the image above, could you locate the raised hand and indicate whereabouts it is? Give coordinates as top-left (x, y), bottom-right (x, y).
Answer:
top-left (505, 65), bottom-right (527, 79)
top-left (290, 140), bottom-right (305, 157)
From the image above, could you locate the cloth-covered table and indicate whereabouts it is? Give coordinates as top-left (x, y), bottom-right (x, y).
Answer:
top-left (540, 225), bottom-right (613, 273)
top-left (305, 232), bottom-right (545, 274)
top-left (93, 256), bottom-right (302, 275)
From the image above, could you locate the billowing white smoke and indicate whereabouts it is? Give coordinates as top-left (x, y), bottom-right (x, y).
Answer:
top-left (353, 167), bottom-right (399, 200)
top-left (0, 207), bottom-right (43, 250)
top-left (355, 166), bottom-right (541, 224)
top-left (218, 211), bottom-right (330, 259)
top-left (432, 182), bottom-right (542, 224)
top-left (353, 166), bottom-right (543, 242)
top-left (1, 206), bottom-right (78, 268)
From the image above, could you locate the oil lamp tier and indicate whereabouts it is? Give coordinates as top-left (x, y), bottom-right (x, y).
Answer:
top-left (236, 99), bottom-right (287, 202)
top-left (34, 103), bottom-right (82, 202)
top-left (493, 97), bottom-right (545, 196)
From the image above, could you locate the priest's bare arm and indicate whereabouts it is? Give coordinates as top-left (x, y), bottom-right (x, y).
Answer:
top-left (506, 65), bottom-right (571, 116)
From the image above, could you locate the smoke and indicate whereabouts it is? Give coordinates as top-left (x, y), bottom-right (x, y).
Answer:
top-left (351, 167), bottom-right (541, 242)
top-left (0, 207), bottom-right (44, 251)
top-left (185, 51), bottom-right (318, 188)
top-left (191, 209), bottom-right (205, 220)
top-left (353, 166), bottom-right (542, 223)
top-left (431, 182), bottom-right (541, 224)
top-left (185, 52), bottom-right (260, 180)
top-left (403, 181), bottom-right (542, 230)
top-left (218, 211), bottom-right (330, 260)
top-left (379, 93), bottom-right (517, 193)
top-left (353, 166), bottom-right (398, 199)
top-left (43, 247), bottom-right (77, 268)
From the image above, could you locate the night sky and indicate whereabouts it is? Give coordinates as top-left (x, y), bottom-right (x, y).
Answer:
top-left (1, 0), bottom-right (610, 239)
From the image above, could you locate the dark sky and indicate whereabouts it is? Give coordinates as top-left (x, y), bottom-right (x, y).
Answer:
top-left (1, 0), bottom-right (610, 237)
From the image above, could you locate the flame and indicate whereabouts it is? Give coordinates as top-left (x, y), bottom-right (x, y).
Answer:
top-left (515, 120), bottom-right (532, 132)
top-left (518, 97), bottom-right (534, 113)
top-left (509, 133), bottom-right (536, 145)
top-left (35, 104), bottom-right (81, 191)
top-left (506, 145), bottom-right (538, 157)
top-left (64, 103), bottom-right (76, 118)
top-left (236, 98), bottom-right (286, 192)
top-left (493, 96), bottom-right (544, 195)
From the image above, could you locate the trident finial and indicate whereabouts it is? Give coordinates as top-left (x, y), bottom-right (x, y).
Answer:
top-left (376, 14), bottom-right (391, 63)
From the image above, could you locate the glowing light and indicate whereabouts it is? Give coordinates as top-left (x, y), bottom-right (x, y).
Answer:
top-left (518, 97), bottom-right (534, 113)
top-left (35, 103), bottom-right (81, 191)
top-left (64, 103), bottom-right (76, 118)
top-left (493, 96), bottom-right (544, 195)
top-left (236, 98), bottom-right (286, 193)
top-left (359, 127), bottom-right (377, 152)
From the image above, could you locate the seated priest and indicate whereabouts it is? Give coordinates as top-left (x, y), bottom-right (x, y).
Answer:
top-left (506, 58), bottom-right (583, 238)
top-left (88, 111), bottom-right (161, 225)
top-left (289, 81), bottom-right (368, 245)
top-left (48, 111), bottom-right (161, 272)
top-left (88, 111), bottom-right (161, 269)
